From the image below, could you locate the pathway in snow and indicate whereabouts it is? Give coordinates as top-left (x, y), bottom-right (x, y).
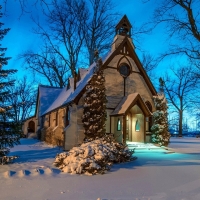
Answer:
top-left (0, 140), bottom-right (170, 179)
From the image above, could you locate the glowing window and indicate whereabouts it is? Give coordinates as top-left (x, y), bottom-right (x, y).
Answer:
top-left (117, 118), bottom-right (121, 131)
top-left (135, 119), bottom-right (140, 131)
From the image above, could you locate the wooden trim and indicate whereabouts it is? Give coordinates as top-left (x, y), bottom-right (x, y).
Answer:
top-left (110, 115), bottom-right (112, 133)
top-left (106, 66), bottom-right (116, 69)
top-left (124, 77), bottom-right (126, 96)
top-left (106, 65), bottom-right (142, 75)
top-left (116, 15), bottom-right (132, 29)
top-left (117, 56), bottom-right (132, 72)
top-left (106, 107), bottom-right (115, 110)
top-left (102, 36), bottom-right (157, 95)
top-left (123, 115), bottom-right (126, 144)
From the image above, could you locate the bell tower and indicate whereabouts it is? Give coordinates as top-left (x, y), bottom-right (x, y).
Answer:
top-left (115, 15), bottom-right (132, 37)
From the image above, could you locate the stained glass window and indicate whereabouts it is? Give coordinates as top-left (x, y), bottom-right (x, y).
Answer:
top-left (117, 118), bottom-right (121, 131)
top-left (135, 119), bottom-right (140, 131)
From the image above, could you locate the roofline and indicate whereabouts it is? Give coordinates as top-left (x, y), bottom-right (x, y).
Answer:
top-left (110, 93), bottom-right (152, 117)
top-left (40, 100), bottom-right (74, 117)
top-left (115, 15), bottom-right (132, 29)
top-left (102, 36), bottom-right (157, 95)
top-left (22, 115), bottom-right (36, 122)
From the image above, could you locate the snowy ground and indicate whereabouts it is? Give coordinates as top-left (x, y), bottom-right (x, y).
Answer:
top-left (0, 137), bottom-right (200, 200)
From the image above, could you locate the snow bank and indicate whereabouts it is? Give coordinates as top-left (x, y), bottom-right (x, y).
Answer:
top-left (54, 137), bottom-right (135, 175)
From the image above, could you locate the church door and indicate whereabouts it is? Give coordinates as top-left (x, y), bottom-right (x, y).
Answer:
top-left (28, 121), bottom-right (35, 133)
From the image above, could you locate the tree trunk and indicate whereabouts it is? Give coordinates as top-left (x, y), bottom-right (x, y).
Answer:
top-left (179, 110), bottom-right (183, 137)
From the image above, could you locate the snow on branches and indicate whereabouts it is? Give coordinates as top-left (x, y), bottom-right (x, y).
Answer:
top-left (82, 58), bottom-right (107, 139)
top-left (54, 135), bottom-right (135, 175)
top-left (0, 155), bottom-right (19, 165)
top-left (151, 94), bottom-right (170, 146)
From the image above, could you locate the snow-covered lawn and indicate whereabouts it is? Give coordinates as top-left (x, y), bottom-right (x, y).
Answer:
top-left (0, 137), bottom-right (200, 200)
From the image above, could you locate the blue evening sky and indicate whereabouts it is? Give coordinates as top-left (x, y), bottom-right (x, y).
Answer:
top-left (2, 0), bottom-right (176, 80)
top-left (1, 0), bottom-right (194, 128)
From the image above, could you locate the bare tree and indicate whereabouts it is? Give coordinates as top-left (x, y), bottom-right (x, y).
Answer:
top-left (20, 0), bottom-right (120, 86)
top-left (141, 53), bottom-right (159, 78)
top-left (21, 0), bottom-right (88, 87)
top-left (21, 44), bottom-right (70, 87)
top-left (159, 65), bottom-right (199, 136)
top-left (148, 0), bottom-right (200, 61)
top-left (8, 76), bottom-right (36, 123)
top-left (84, 0), bottom-right (118, 65)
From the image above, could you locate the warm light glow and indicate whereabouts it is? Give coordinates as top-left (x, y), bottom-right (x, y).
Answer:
top-left (117, 118), bottom-right (121, 131)
top-left (135, 119), bottom-right (140, 131)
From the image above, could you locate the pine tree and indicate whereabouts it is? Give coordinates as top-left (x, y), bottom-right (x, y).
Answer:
top-left (0, 5), bottom-right (19, 159)
top-left (151, 94), bottom-right (170, 146)
top-left (82, 58), bottom-right (107, 140)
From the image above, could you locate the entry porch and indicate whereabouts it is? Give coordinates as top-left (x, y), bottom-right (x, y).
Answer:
top-left (109, 93), bottom-right (152, 144)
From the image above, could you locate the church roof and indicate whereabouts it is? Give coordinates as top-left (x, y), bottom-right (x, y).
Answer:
top-left (37, 16), bottom-right (156, 117)
top-left (40, 52), bottom-right (112, 116)
top-left (38, 85), bottom-right (63, 116)
top-left (110, 93), bottom-right (152, 117)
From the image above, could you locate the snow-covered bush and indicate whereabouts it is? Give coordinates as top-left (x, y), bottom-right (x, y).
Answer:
top-left (54, 135), bottom-right (135, 175)
top-left (0, 155), bottom-right (19, 165)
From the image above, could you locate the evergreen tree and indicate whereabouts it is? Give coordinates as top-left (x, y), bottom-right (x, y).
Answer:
top-left (151, 94), bottom-right (170, 146)
top-left (82, 57), bottom-right (107, 140)
top-left (0, 5), bottom-right (20, 158)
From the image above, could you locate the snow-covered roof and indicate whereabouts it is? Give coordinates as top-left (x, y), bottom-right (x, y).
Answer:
top-left (110, 93), bottom-right (152, 116)
top-left (39, 85), bottom-right (63, 116)
top-left (110, 93), bottom-right (139, 116)
top-left (40, 52), bottom-right (112, 116)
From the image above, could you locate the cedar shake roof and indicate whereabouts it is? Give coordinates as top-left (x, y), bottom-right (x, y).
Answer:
top-left (110, 93), bottom-right (152, 117)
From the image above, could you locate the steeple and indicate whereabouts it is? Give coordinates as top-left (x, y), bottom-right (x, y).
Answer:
top-left (115, 15), bottom-right (132, 37)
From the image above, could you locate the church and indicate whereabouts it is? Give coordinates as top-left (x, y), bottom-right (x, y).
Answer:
top-left (23, 15), bottom-right (157, 150)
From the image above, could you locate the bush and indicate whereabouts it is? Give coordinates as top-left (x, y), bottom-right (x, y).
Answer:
top-left (54, 135), bottom-right (135, 175)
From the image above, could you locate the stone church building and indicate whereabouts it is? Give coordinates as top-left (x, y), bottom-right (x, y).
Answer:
top-left (23, 15), bottom-right (157, 150)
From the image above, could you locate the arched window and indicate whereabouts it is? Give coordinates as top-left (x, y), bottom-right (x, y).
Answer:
top-left (65, 107), bottom-right (70, 127)
top-left (28, 121), bottom-right (35, 132)
top-left (49, 114), bottom-right (51, 127)
top-left (135, 119), bottom-right (140, 131)
top-left (55, 111), bottom-right (58, 126)
top-left (117, 118), bottom-right (121, 131)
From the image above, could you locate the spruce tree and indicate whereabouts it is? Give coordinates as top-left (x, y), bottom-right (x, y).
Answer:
top-left (0, 5), bottom-right (19, 159)
top-left (82, 58), bottom-right (107, 140)
top-left (151, 94), bottom-right (170, 146)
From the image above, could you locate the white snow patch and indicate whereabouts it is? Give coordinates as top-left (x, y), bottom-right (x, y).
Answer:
top-left (1, 138), bottom-right (200, 200)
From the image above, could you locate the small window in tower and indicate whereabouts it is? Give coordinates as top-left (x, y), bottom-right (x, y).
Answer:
top-left (135, 119), bottom-right (140, 131)
top-left (117, 118), bottom-right (121, 131)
